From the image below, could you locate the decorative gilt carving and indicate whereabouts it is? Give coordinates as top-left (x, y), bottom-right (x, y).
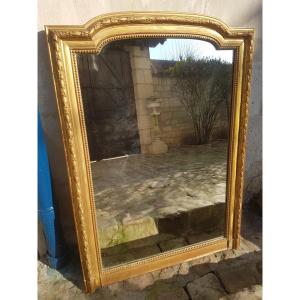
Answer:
top-left (49, 14), bottom-right (252, 42)
top-left (50, 32), bottom-right (94, 287)
top-left (86, 15), bottom-right (230, 37)
top-left (55, 31), bottom-right (91, 40)
top-left (233, 36), bottom-right (254, 248)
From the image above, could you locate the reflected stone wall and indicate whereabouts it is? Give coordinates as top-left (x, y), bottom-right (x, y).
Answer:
top-left (152, 76), bottom-right (195, 145)
top-left (152, 74), bottom-right (230, 145)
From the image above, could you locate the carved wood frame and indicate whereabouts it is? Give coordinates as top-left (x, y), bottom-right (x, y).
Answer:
top-left (45, 12), bottom-right (254, 293)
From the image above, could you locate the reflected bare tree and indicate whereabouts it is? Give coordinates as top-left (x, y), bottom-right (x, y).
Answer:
top-left (169, 53), bottom-right (232, 144)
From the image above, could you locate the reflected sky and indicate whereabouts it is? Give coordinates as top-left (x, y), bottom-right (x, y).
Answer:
top-left (149, 38), bottom-right (233, 63)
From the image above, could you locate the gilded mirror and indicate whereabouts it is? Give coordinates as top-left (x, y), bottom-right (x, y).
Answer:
top-left (45, 12), bottom-right (253, 293)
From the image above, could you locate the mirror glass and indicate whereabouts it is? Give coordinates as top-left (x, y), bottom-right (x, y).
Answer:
top-left (77, 38), bottom-right (233, 268)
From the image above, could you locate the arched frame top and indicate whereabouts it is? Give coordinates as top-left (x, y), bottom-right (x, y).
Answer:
top-left (45, 12), bottom-right (254, 293)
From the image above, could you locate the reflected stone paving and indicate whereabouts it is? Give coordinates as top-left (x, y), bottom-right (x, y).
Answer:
top-left (91, 141), bottom-right (228, 249)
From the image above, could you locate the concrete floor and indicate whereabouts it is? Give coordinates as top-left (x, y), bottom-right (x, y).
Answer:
top-left (38, 204), bottom-right (262, 300)
top-left (92, 141), bottom-right (228, 251)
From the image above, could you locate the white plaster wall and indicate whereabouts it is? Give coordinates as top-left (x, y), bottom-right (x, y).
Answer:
top-left (38, 0), bottom-right (262, 246)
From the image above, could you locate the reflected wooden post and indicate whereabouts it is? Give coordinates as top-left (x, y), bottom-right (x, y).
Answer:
top-left (147, 96), bottom-right (168, 154)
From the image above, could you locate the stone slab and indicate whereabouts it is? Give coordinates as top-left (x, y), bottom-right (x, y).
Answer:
top-left (124, 273), bottom-right (154, 290)
top-left (186, 273), bottom-right (227, 300)
top-left (145, 281), bottom-right (189, 300)
top-left (220, 285), bottom-right (262, 300)
top-left (215, 261), bottom-right (262, 294)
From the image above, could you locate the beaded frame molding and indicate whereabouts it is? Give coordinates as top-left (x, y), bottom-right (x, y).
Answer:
top-left (45, 12), bottom-right (254, 293)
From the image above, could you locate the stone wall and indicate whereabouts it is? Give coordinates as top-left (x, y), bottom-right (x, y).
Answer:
top-left (152, 68), bottom-right (230, 145)
top-left (38, 0), bottom-right (262, 247)
top-left (152, 76), bottom-right (195, 145)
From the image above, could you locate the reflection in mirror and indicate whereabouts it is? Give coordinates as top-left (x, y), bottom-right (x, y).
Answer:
top-left (77, 38), bottom-right (233, 268)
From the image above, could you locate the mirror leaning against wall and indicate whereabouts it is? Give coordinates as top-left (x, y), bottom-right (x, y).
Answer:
top-left (45, 13), bottom-right (254, 292)
top-left (77, 38), bottom-right (234, 268)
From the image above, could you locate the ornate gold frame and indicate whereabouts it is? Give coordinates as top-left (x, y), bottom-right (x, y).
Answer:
top-left (45, 12), bottom-right (253, 293)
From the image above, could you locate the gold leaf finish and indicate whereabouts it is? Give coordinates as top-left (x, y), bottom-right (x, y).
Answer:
top-left (45, 12), bottom-right (253, 293)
